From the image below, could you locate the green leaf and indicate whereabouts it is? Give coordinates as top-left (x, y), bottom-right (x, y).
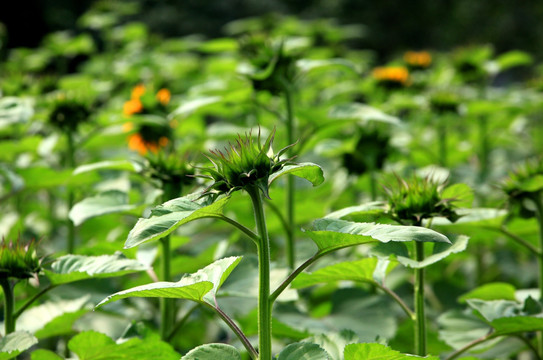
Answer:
top-left (442, 183), bottom-right (474, 208)
top-left (269, 163), bottom-right (324, 187)
top-left (198, 38), bottom-right (238, 53)
top-left (519, 174), bottom-right (543, 193)
top-left (31, 349), bottom-right (64, 360)
top-left (303, 331), bottom-right (358, 360)
top-left (73, 160), bottom-right (142, 175)
top-left (438, 310), bottom-right (494, 350)
top-left (276, 342), bottom-right (330, 360)
top-left (306, 219), bottom-right (450, 256)
top-left (323, 203), bottom-right (386, 222)
top-left (432, 208), bottom-right (507, 228)
top-left (125, 194), bottom-right (230, 248)
top-left (18, 296), bottom-right (90, 339)
top-left (343, 343), bottom-right (438, 360)
top-left (459, 283), bottom-right (517, 303)
top-left (69, 190), bottom-right (138, 226)
top-left (169, 96), bottom-right (222, 118)
top-left (0, 97), bottom-right (34, 129)
top-left (181, 343), bottom-right (241, 360)
top-left (296, 58), bottom-right (357, 74)
top-left (291, 258), bottom-right (396, 289)
top-left (96, 256), bottom-right (242, 308)
top-left (0, 332), bottom-right (38, 360)
top-left (68, 331), bottom-right (179, 360)
top-left (44, 252), bottom-right (147, 285)
top-left (328, 103), bottom-right (401, 125)
top-left (17, 167), bottom-right (100, 189)
top-left (390, 235), bottom-right (469, 269)
top-left (495, 50), bottom-right (533, 72)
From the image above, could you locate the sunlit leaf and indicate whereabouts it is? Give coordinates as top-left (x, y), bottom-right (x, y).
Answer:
top-left (96, 256), bottom-right (242, 308)
top-left (0, 97), bottom-right (34, 129)
top-left (495, 50), bottom-right (533, 72)
top-left (69, 190), bottom-right (138, 226)
top-left (44, 252), bottom-right (147, 285)
top-left (296, 58), bottom-right (357, 74)
top-left (169, 96), bottom-right (222, 118)
top-left (73, 160), bottom-right (142, 175)
top-left (180, 343), bottom-right (241, 360)
top-left (0, 332), bottom-right (38, 360)
top-left (459, 283), bottom-right (517, 303)
top-left (30, 349), bottom-right (63, 360)
top-left (441, 183), bottom-right (474, 208)
top-left (269, 163), bottom-right (324, 187)
top-left (303, 331), bottom-right (358, 360)
top-left (329, 103), bottom-right (401, 125)
top-left (125, 194), bottom-right (230, 248)
top-left (390, 235), bottom-right (469, 269)
top-left (343, 343), bottom-right (438, 359)
top-left (276, 342), bottom-right (330, 360)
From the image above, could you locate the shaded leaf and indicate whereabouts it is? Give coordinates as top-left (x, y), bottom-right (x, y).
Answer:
top-left (276, 342), bottom-right (330, 360)
top-left (0, 332), bottom-right (38, 360)
top-left (44, 252), bottom-right (147, 285)
top-left (69, 190), bottom-right (137, 226)
top-left (125, 194), bottom-right (230, 249)
top-left (96, 256), bottom-right (242, 308)
top-left (181, 343), bottom-right (241, 360)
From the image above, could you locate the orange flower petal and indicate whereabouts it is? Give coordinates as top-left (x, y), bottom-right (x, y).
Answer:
top-left (131, 84), bottom-right (146, 99)
top-left (156, 89), bottom-right (171, 105)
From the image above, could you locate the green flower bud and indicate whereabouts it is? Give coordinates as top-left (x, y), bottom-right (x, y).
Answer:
top-left (0, 238), bottom-right (41, 280)
top-left (502, 158), bottom-right (543, 218)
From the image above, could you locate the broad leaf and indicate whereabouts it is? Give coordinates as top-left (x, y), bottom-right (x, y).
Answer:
top-left (328, 103), bottom-right (401, 125)
top-left (303, 331), bottom-right (358, 360)
top-left (96, 256), bottom-right (242, 308)
top-left (181, 343), bottom-right (241, 360)
top-left (44, 252), bottom-right (148, 285)
top-left (0, 332), bottom-right (38, 360)
top-left (459, 283), bottom-right (517, 303)
top-left (276, 342), bottom-right (330, 360)
top-left (0, 97), bottom-right (34, 129)
top-left (296, 58), bottom-right (357, 74)
top-left (69, 190), bottom-right (138, 226)
top-left (495, 50), bottom-right (533, 72)
top-left (441, 183), bottom-right (474, 208)
top-left (269, 163), bottom-right (324, 187)
top-left (323, 203), bottom-right (386, 222)
top-left (30, 349), bottom-right (64, 360)
top-left (73, 160), bottom-right (142, 175)
top-left (17, 167), bottom-right (100, 189)
top-left (291, 258), bottom-right (396, 289)
top-left (18, 296), bottom-right (90, 338)
top-left (68, 331), bottom-right (179, 360)
top-left (306, 219), bottom-right (450, 256)
top-left (344, 343), bottom-right (438, 359)
top-left (169, 96), bottom-right (222, 118)
top-left (125, 194), bottom-right (230, 248)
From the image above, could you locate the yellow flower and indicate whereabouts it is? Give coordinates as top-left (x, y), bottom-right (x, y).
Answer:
top-left (123, 98), bottom-right (143, 117)
top-left (372, 66), bottom-right (409, 85)
top-left (156, 89), bottom-right (171, 105)
top-left (131, 84), bottom-right (146, 99)
top-left (404, 51), bottom-right (432, 68)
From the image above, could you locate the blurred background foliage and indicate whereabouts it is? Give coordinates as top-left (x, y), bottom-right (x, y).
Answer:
top-left (2, 0), bottom-right (543, 62)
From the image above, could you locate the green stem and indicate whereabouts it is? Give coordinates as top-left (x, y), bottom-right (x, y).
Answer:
top-left (374, 282), bottom-right (415, 320)
top-left (214, 305), bottom-right (259, 359)
top-left (478, 116), bottom-right (489, 182)
top-left (66, 131), bottom-right (76, 254)
top-left (0, 278), bottom-right (15, 334)
top-left (533, 194), bottom-right (543, 357)
top-left (284, 85), bottom-right (296, 271)
top-left (247, 186), bottom-right (272, 360)
top-left (159, 236), bottom-right (172, 340)
top-left (167, 303), bottom-right (199, 342)
top-left (438, 118), bottom-right (447, 168)
top-left (414, 241), bottom-right (426, 356)
top-left (265, 199), bottom-right (292, 247)
top-left (499, 225), bottom-right (541, 256)
top-left (270, 253), bottom-right (321, 303)
top-left (369, 169), bottom-right (377, 201)
top-left (445, 332), bottom-right (495, 360)
top-left (14, 284), bottom-right (57, 320)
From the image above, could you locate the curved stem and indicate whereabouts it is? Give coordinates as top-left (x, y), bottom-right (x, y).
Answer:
top-left (215, 215), bottom-right (260, 246)
top-left (247, 186), bottom-right (272, 360)
top-left (414, 241), bottom-right (426, 356)
top-left (14, 284), bottom-right (57, 320)
top-left (283, 84), bottom-right (296, 271)
top-left (499, 225), bottom-right (541, 256)
top-left (445, 332), bottom-right (495, 360)
top-left (0, 278), bottom-right (15, 334)
top-left (374, 282), bottom-right (415, 320)
top-left (270, 253), bottom-right (321, 303)
top-left (213, 305), bottom-right (258, 359)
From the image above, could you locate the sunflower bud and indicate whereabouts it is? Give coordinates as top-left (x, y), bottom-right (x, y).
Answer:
top-left (501, 158), bottom-right (543, 218)
top-left (0, 238), bottom-right (41, 280)
top-left (48, 96), bottom-right (91, 133)
top-left (199, 128), bottom-right (293, 199)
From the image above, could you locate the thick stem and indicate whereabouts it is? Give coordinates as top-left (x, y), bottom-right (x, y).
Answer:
top-left (414, 242), bottom-right (426, 356)
top-left (247, 186), bottom-right (272, 360)
top-left (284, 85), bottom-right (296, 271)
top-left (534, 194), bottom-right (543, 357)
top-left (0, 278), bottom-right (15, 334)
top-left (66, 131), bottom-right (76, 254)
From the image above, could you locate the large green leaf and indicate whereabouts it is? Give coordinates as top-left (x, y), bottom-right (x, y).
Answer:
top-left (323, 203), bottom-right (386, 222)
top-left (432, 208), bottom-right (507, 229)
top-left (495, 50), bottom-right (533, 72)
top-left (302, 331), bottom-right (358, 360)
top-left (344, 343), bottom-right (438, 359)
top-left (269, 163), bottom-right (324, 187)
top-left (0, 332), bottom-right (38, 360)
top-left (291, 258), bottom-right (396, 289)
top-left (296, 58), bottom-right (357, 74)
top-left (30, 349), bottom-right (63, 360)
top-left (68, 331), bottom-right (179, 360)
top-left (328, 103), bottom-right (401, 125)
top-left (181, 343), bottom-right (241, 360)
top-left (73, 160), bottom-right (142, 175)
top-left (169, 96), bottom-right (222, 118)
top-left (69, 190), bottom-right (138, 226)
top-left (458, 283), bottom-right (517, 303)
top-left (96, 256), bottom-right (242, 308)
top-left (44, 252), bottom-right (147, 285)
top-left (125, 194), bottom-right (230, 248)
top-left (18, 296), bottom-right (90, 339)
top-left (306, 219), bottom-right (450, 256)
top-left (276, 342), bottom-right (330, 360)
top-left (17, 167), bottom-right (100, 189)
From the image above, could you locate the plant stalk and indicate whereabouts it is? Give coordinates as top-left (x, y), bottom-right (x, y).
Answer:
top-left (247, 186), bottom-right (272, 360)
top-left (0, 278), bottom-right (15, 334)
top-left (534, 194), bottom-right (543, 357)
top-left (437, 118), bottom-right (447, 168)
top-left (414, 241), bottom-right (426, 356)
top-left (214, 305), bottom-right (259, 359)
top-left (66, 131), bottom-right (76, 254)
top-left (478, 116), bottom-right (489, 182)
top-left (283, 85), bottom-right (296, 271)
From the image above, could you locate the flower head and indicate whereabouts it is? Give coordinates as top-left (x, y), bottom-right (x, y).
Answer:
top-left (0, 238), bottom-right (41, 280)
top-left (48, 96), bottom-right (91, 132)
top-left (199, 128), bottom-right (293, 199)
top-left (429, 91), bottom-right (460, 114)
top-left (342, 128), bottom-right (391, 175)
top-left (384, 175), bottom-right (459, 225)
top-left (123, 84), bottom-right (170, 117)
top-left (144, 151), bottom-right (195, 188)
top-left (502, 158), bottom-right (543, 218)
top-left (372, 66), bottom-right (409, 88)
top-left (125, 121), bottom-right (172, 156)
top-left (404, 51), bottom-right (432, 69)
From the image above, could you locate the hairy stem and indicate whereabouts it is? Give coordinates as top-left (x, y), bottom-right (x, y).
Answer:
top-left (247, 186), bottom-right (272, 360)
top-left (0, 278), bottom-right (15, 334)
top-left (414, 241), bottom-right (426, 356)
